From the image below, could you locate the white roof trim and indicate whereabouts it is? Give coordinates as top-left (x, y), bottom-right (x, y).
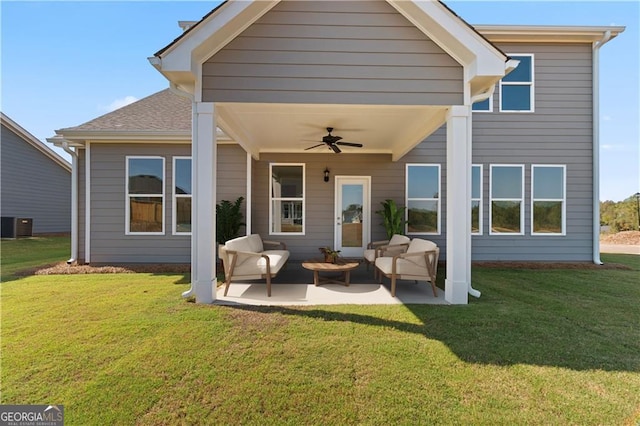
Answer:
top-left (1, 112), bottom-right (71, 172)
top-left (152, 0), bottom-right (509, 98)
top-left (152, 1), bottom-right (279, 92)
top-left (476, 25), bottom-right (625, 43)
top-left (49, 128), bottom-right (234, 146)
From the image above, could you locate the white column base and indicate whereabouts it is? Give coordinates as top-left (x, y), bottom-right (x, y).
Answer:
top-left (445, 279), bottom-right (469, 304)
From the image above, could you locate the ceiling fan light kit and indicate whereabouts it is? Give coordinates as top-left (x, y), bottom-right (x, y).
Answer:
top-left (304, 127), bottom-right (364, 153)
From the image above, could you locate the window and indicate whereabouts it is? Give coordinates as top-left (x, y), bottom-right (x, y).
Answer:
top-left (490, 165), bottom-right (524, 235)
top-left (531, 165), bottom-right (566, 235)
top-left (472, 92), bottom-right (493, 112)
top-left (173, 157), bottom-right (192, 234)
top-left (500, 54), bottom-right (534, 112)
top-left (406, 164), bottom-right (440, 234)
top-left (472, 165), bottom-right (483, 235)
top-left (472, 97), bottom-right (492, 112)
top-left (270, 164), bottom-right (304, 234)
top-left (126, 156), bottom-right (165, 234)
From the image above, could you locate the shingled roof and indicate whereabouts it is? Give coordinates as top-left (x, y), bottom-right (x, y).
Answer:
top-left (58, 89), bottom-right (191, 134)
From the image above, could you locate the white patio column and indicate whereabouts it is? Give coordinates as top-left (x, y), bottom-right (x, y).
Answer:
top-left (445, 105), bottom-right (471, 304)
top-left (191, 102), bottom-right (217, 303)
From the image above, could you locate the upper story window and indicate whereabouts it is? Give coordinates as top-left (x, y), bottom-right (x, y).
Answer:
top-left (406, 164), bottom-right (440, 235)
top-left (472, 165), bottom-right (483, 235)
top-left (490, 164), bottom-right (524, 235)
top-left (126, 156), bottom-right (165, 235)
top-left (500, 54), bottom-right (534, 112)
top-left (531, 165), bottom-right (566, 236)
top-left (472, 96), bottom-right (493, 112)
top-left (173, 157), bottom-right (192, 235)
top-left (270, 163), bottom-right (305, 235)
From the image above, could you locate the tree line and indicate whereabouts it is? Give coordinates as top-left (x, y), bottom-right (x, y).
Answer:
top-left (600, 194), bottom-right (640, 232)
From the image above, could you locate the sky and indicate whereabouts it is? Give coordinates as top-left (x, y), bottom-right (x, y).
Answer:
top-left (1, 1), bottom-right (638, 202)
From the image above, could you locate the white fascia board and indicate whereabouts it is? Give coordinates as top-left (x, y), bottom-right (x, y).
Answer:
top-left (56, 130), bottom-right (192, 141)
top-left (475, 25), bottom-right (625, 43)
top-left (54, 128), bottom-right (234, 145)
top-left (156, 1), bottom-right (279, 78)
top-left (388, 1), bottom-right (507, 70)
top-left (388, 0), bottom-right (507, 100)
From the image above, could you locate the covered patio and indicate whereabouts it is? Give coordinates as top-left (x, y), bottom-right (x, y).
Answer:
top-left (150, 0), bottom-right (516, 305)
top-left (215, 260), bottom-right (448, 306)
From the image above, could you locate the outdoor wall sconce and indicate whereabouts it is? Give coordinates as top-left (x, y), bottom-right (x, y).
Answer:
top-left (324, 168), bottom-right (330, 182)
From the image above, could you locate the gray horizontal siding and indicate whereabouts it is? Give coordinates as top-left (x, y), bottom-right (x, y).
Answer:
top-left (202, 0), bottom-right (463, 106)
top-left (216, 144), bottom-right (248, 226)
top-left (471, 42), bottom-right (594, 261)
top-left (84, 143), bottom-right (247, 264)
top-left (0, 123), bottom-right (71, 234)
top-left (88, 144), bottom-right (191, 264)
top-left (252, 129), bottom-right (447, 261)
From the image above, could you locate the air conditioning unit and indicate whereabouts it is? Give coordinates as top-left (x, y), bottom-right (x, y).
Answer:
top-left (1, 217), bottom-right (16, 238)
top-left (16, 218), bottom-right (33, 237)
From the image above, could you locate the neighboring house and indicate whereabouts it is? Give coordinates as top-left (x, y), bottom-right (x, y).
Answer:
top-left (47, 0), bottom-right (623, 304)
top-left (1, 112), bottom-right (71, 235)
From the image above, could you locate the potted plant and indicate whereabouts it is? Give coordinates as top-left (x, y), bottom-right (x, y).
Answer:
top-left (319, 247), bottom-right (341, 263)
top-left (216, 196), bottom-right (246, 245)
top-left (375, 199), bottom-right (408, 240)
top-left (216, 196), bottom-right (246, 278)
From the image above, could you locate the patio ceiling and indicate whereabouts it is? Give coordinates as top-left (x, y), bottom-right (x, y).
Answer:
top-left (216, 102), bottom-right (449, 161)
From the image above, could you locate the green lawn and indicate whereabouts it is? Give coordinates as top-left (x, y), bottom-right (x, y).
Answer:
top-left (1, 237), bottom-right (639, 425)
top-left (0, 235), bottom-right (70, 281)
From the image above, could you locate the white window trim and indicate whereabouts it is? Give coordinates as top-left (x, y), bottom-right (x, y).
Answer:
top-left (489, 164), bottom-right (524, 236)
top-left (125, 156), bottom-right (165, 236)
top-left (173, 156), bottom-right (192, 236)
top-left (472, 95), bottom-right (493, 113)
top-left (269, 163), bottom-right (305, 236)
top-left (531, 164), bottom-right (566, 236)
top-left (405, 163), bottom-right (441, 235)
top-left (499, 53), bottom-right (535, 113)
top-left (472, 164), bottom-right (483, 236)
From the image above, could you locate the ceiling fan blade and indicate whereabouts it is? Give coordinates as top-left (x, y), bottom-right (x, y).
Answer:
top-left (336, 142), bottom-right (363, 148)
top-left (331, 144), bottom-right (342, 154)
top-left (323, 135), bottom-right (342, 144)
top-left (305, 143), bottom-right (325, 150)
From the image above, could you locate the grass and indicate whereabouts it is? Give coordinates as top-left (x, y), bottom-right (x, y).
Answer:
top-left (0, 235), bottom-right (70, 282)
top-left (1, 237), bottom-right (639, 425)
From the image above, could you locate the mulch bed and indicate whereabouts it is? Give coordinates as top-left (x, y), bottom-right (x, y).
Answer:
top-left (15, 262), bottom-right (192, 277)
top-left (15, 258), bottom-right (631, 277)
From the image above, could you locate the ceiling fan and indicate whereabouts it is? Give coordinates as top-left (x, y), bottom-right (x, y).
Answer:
top-left (304, 127), bottom-right (363, 153)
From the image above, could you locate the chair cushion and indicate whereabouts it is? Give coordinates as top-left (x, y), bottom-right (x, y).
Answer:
top-left (225, 235), bottom-right (252, 253)
top-left (405, 238), bottom-right (437, 268)
top-left (389, 234), bottom-right (410, 246)
top-left (247, 234), bottom-right (264, 253)
top-left (225, 235), bottom-right (261, 267)
top-left (375, 257), bottom-right (426, 277)
top-left (384, 234), bottom-right (410, 257)
top-left (232, 250), bottom-right (290, 276)
top-left (365, 235), bottom-right (409, 262)
top-left (364, 249), bottom-right (376, 263)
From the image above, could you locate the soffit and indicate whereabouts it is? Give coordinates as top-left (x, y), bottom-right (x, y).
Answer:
top-left (216, 103), bottom-right (448, 162)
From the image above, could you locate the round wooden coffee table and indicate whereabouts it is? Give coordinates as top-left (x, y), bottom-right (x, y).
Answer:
top-left (301, 259), bottom-right (360, 286)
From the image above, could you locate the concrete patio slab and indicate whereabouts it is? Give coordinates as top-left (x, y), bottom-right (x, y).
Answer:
top-left (214, 261), bottom-right (447, 306)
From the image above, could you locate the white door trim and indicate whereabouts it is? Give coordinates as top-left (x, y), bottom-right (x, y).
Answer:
top-left (334, 176), bottom-right (371, 258)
